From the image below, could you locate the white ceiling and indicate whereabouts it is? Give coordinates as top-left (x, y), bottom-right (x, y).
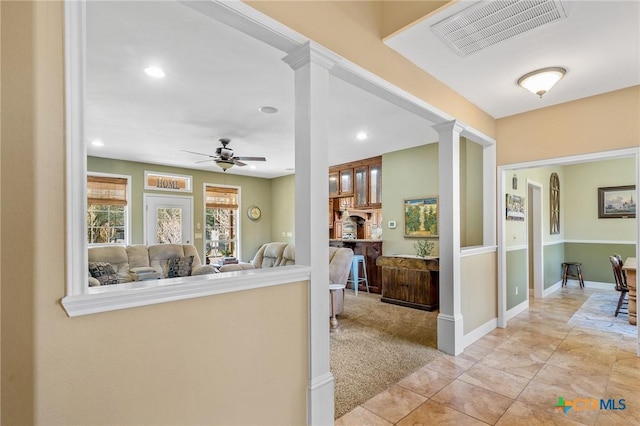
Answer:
top-left (86, 1), bottom-right (437, 179)
top-left (385, 0), bottom-right (640, 119)
top-left (86, 1), bottom-right (640, 179)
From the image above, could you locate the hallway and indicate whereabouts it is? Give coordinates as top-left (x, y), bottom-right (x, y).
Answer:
top-left (336, 287), bottom-right (639, 425)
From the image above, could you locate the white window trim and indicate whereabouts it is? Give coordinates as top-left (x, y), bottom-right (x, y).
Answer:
top-left (203, 182), bottom-right (242, 262)
top-left (87, 171), bottom-right (132, 247)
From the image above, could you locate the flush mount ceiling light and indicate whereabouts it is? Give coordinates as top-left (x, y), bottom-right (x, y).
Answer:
top-left (517, 67), bottom-right (566, 98)
top-left (144, 66), bottom-right (165, 78)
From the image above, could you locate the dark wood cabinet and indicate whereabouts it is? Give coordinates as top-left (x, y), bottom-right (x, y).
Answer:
top-left (377, 256), bottom-right (439, 311)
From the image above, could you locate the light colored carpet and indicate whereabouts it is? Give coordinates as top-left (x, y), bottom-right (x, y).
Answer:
top-left (330, 292), bottom-right (442, 419)
top-left (567, 291), bottom-right (636, 336)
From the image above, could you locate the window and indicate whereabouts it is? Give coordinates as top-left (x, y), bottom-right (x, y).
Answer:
top-left (205, 185), bottom-right (239, 262)
top-left (87, 174), bottom-right (130, 245)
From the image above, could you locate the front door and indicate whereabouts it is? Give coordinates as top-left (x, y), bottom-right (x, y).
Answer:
top-left (144, 194), bottom-right (193, 245)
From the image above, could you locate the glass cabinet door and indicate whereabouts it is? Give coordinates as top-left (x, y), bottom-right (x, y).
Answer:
top-left (329, 171), bottom-right (339, 197)
top-left (339, 169), bottom-right (353, 195)
top-left (369, 163), bottom-right (382, 206)
top-left (354, 166), bottom-right (368, 207)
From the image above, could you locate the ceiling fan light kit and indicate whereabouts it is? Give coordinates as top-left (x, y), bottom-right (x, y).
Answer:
top-left (181, 138), bottom-right (266, 172)
top-left (517, 67), bottom-right (566, 98)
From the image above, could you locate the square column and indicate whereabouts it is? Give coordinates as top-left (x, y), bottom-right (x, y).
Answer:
top-left (283, 41), bottom-right (338, 425)
top-left (434, 120), bottom-right (465, 355)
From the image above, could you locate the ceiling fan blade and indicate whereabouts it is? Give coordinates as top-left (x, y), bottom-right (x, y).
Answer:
top-left (181, 149), bottom-right (214, 158)
top-left (233, 160), bottom-right (247, 167)
top-left (235, 156), bottom-right (266, 162)
top-left (195, 159), bottom-right (216, 164)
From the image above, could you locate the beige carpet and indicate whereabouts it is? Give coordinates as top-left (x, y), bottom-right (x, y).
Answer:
top-left (330, 291), bottom-right (443, 419)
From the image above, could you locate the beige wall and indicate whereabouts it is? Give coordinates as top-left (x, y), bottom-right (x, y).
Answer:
top-left (380, 0), bottom-right (450, 39)
top-left (88, 156), bottom-right (273, 262)
top-left (246, 0), bottom-right (496, 139)
top-left (496, 86), bottom-right (640, 166)
top-left (461, 252), bottom-right (497, 334)
top-left (1, 2), bottom-right (308, 424)
top-left (270, 174), bottom-right (295, 244)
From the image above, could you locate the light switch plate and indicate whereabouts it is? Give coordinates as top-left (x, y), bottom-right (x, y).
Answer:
top-left (388, 220), bottom-right (397, 229)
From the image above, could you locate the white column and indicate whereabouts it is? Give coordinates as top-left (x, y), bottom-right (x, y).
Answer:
top-left (434, 120), bottom-right (464, 355)
top-left (283, 41), bottom-right (338, 426)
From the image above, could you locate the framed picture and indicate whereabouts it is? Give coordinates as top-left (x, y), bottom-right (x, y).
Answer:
top-left (598, 185), bottom-right (636, 219)
top-left (506, 193), bottom-right (525, 221)
top-left (404, 197), bottom-right (438, 237)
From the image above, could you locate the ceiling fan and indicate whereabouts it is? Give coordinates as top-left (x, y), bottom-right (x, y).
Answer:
top-left (182, 138), bottom-right (266, 172)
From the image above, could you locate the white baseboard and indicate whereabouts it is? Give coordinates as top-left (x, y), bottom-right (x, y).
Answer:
top-left (462, 317), bottom-right (497, 348)
top-left (506, 299), bottom-right (529, 321)
top-left (543, 281), bottom-right (563, 297)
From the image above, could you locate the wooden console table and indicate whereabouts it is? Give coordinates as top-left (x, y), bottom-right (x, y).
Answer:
top-left (376, 255), bottom-right (439, 311)
top-left (622, 257), bottom-right (637, 325)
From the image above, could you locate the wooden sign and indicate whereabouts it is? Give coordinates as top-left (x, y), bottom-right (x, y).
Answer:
top-left (144, 171), bottom-right (192, 193)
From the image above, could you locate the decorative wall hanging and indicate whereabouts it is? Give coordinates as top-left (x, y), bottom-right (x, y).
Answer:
top-left (404, 197), bottom-right (439, 237)
top-left (506, 193), bottom-right (525, 221)
top-left (598, 185), bottom-right (636, 219)
top-left (550, 173), bottom-right (560, 234)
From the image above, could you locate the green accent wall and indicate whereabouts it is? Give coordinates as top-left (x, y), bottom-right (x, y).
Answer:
top-left (381, 138), bottom-right (484, 256)
top-left (564, 243), bottom-right (636, 283)
top-left (544, 243), bottom-right (564, 289)
top-left (506, 249), bottom-right (527, 310)
top-left (270, 174), bottom-right (295, 244)
top-left (88, 156), bottom-right (273, 262)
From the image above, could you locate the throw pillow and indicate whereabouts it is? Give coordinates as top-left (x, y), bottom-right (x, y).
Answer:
top-left (88, 262), bottom-right (119, 285)
top-left (166, 256), bottom-right (194, 278)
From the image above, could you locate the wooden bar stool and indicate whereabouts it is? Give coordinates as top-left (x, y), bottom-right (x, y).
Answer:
top-left (562, 262), bottom-right (584, 288)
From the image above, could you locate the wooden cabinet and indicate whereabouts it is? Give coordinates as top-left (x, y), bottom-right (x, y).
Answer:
top-left (354, 161), bottom-right (382, 209)
top-left (339, 169), bottom-right (353, 196)
top-left (368, 163), bottom-right (382, 208)
top-left (377, 256), bottom-right (439, 311)
top-left (329, 172), bottom-right (339, 197)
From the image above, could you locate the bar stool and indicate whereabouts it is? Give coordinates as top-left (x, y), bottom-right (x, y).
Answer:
top-left (347, 255), bottom-right (369, 296)
top-left (562, 262), bottom-right (584, 288)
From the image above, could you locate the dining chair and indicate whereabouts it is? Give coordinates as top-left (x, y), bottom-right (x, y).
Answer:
top-left (609, 255), bottom-right (629, 317)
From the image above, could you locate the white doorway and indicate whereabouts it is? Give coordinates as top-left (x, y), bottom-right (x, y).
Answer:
top-left (527, 180), bottom-right (544, 299)
top-left (144, 194), bottom-right (194, 245)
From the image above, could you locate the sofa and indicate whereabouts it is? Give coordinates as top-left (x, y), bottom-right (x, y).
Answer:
top-left (88, 243), bottom-right (216, 286)
top-left (221, 242), bottom-right (354, 315)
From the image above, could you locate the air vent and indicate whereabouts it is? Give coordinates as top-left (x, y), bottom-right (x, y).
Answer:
top-left (431, 0), bottom-right (567, 57)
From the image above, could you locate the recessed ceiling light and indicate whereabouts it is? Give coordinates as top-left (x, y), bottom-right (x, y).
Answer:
top-left (144, 66), bottom-right (165, 78)
top-left (258, 106), bottom-right (278, 114)
top-left (356, 131), bottom-right (368, 141)
top-left (249, 165), bottom-right (257, 170)
top-left (91, 139), bottom-right (104, 147)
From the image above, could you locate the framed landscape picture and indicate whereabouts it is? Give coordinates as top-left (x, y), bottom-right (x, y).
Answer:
top-left (598, 185), bottom-right (636, 219)
top-left (404, 197), bottom-right (438, 237)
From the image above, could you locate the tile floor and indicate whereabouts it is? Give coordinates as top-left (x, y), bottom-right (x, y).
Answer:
top-left (335, 287), bottom-right (639, 425)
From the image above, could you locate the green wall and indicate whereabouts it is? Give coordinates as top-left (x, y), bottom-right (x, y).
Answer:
top-left (544, 243), bottom-right (564, 289)
top-left (507, 157), bottom-right (636, 295)
top-left (270, 174), bottom-right (295, 244)
top-left (564, 243), bottom-right (635, 283)
top-left (381, 138), bottom-right (484, 256)
top-left (88, 156), bottom-right (273, 262)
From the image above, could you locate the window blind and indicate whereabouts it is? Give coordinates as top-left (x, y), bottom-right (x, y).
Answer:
top-left (87, 176), bottom-right (128, 206)
top-left (206, 186), bottom-right (238, 208)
